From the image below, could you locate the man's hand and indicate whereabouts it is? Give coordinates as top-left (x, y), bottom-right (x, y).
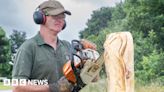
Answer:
top-left (80, 39), bottom-right (97, 50)
top-left (57, 77), bottom-right (73, 92)
top-left (49, 76), bottom-right (73, 92)
top-left (13, 85), bottom-right (50, 92)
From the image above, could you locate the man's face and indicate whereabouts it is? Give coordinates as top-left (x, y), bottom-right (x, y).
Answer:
top-left (45, 13), bottom-right (65, 34)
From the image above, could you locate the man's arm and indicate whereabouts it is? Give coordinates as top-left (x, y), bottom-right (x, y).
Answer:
top-left (13, 77), bottom-right (73, 92)
top-left (13, 85), bottom-right (50, 92)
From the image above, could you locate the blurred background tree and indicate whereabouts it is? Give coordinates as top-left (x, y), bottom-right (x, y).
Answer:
top-left (0, 27), bottom-right (26, 78)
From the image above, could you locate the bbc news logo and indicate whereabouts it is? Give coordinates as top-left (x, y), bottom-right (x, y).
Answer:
top-left (3, 79), bottom-right (48, 86)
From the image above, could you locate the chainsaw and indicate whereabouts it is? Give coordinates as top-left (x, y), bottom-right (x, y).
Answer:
top-left (63, 39), bottom-right (104, 92)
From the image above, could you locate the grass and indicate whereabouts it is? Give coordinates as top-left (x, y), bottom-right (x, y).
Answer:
top-left (80, 79), bottom-right (164, 92)
top-left (0, 79), bottom-right (163, 92)
top-left (135, 82), bottom-right (164, 92)
top-left (0, 82), bottom-right (12, 90)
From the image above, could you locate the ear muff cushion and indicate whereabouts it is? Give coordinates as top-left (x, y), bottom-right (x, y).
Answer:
top-left (33, 11), bottom-right (46, 24)
top-left (62, 20), bottom-right (66, 30)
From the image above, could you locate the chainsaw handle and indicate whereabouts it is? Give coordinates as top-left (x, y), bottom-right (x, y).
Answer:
top-left (71, 40), bottom-right (83, 51)
top-left (71, 40), bottom-right (84, 69)
top-left (71, 53), bottom-right (85, 90)
top-left (70, 40), bottom-right (86, 90)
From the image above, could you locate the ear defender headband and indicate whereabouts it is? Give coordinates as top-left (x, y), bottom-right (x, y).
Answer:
top-left (33, 7), bottom-right (66, 30)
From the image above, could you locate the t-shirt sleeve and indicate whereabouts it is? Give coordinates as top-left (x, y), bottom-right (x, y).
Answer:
top-left (12, 44), bottom-right (33, 79)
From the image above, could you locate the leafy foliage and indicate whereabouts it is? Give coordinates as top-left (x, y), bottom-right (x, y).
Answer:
top-left (79, 7), bottom-right (113, 38)
top-left (9, 30), bottom-right (26, 53)
top-left (79, 0), bottom-right (164, 84)
top-left (0, 27), bottom-right (11, 77)
top-left (0, 28), bottom-right (26, 78)
top-left (0, 27), bottom-right (10, 64)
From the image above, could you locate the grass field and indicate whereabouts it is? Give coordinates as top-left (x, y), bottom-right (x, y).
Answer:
top-left (80, 79), bottom-right (164, 92)
top-left (135, 83), bottom-right (164, 92)
top-left (0, 82), bottom-right (12, 90)
top-left (0, 80), bottom-right (163, 92)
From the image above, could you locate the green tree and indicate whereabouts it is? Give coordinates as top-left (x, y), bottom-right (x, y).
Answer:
top-left (80, 7), bottom-right (113, 38)
top-left (0, 27), bottom-right (11, 77)
top-left (123, 0), bottom-right (164, 49)
top-left (9, 30), bottom-right (26, 53)
top-left (0, 29), bottom-right (26, 78)
top-left (123, 0), bottom-right (164, 82)
top-left (136, 50), bottom-right (164, 84)
top-left (0, 27), bottom-right (10, 63)
top-left (78, 0), bottom-right (164, 84)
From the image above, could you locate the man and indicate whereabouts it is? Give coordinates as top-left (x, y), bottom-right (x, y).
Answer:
top-left (12, 0), bottom-right (73, 92)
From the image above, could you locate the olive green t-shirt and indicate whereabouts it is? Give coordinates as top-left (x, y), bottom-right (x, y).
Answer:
top-left (12, 33), bottom-right (71, 84)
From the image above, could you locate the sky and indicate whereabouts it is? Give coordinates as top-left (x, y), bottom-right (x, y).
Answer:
top-left (0, 0), bottom-right (121, 42)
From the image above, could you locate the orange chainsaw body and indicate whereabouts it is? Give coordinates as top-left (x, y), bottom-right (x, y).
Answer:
top-left (63, 39), bottom-right (97, 84)
top-left (63, 60), bottom-right (81, 84)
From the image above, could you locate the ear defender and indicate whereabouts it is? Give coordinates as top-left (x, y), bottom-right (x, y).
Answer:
top-left (33, 10), bottom-right (46, 24)
top-left (62, 20), bottom-right (66, 30)
top-left (33, 9), bottom-right (67, 30)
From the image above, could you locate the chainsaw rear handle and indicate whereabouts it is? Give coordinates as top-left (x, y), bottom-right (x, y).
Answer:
top-left (71, 40), bottom-right (83, 51)
top-left (63, 40), bottom-right (85, 84)
top-left (71, 53), bottom-right (85, 92)
top-left (71, 40), bottom-right (85, 91)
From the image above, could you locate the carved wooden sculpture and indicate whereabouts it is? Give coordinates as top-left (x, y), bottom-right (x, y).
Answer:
top-left (104, 32), bottom-right (134, 92)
